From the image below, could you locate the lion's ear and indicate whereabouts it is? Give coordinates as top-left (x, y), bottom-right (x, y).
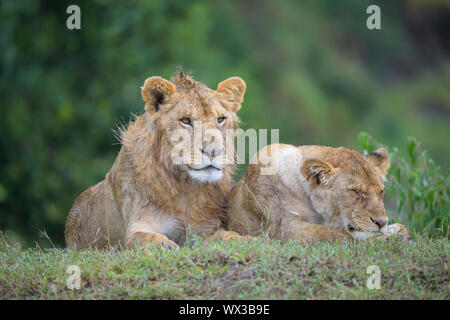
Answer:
top-left (367, 147), bottom-right (390, 175)
top-left (300, 159), bottom-right (336, 187)
top-left (141, 76), bottom-right (176, 114)
top-left (215, 77), bottom-right (246, 113)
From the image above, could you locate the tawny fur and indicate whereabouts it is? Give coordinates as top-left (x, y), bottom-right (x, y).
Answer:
top-left (65, 70), bottom-right (249, 249)
top-left (226, 144), bottom-right (410, 242)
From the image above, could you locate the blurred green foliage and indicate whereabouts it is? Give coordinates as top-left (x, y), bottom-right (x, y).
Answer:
top-left (0, 0), bottom-right (449, 246)
top-left (359, 132), bottom-right (449, 238)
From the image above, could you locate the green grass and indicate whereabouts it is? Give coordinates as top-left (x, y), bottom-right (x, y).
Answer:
top-left (1, 235), bottom-right (448, 300)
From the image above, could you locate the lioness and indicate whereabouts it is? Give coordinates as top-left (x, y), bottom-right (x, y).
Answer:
top-left (226, 144), bottom-right (410, 241)
top-left (65, 70), bottom-right (249, 249)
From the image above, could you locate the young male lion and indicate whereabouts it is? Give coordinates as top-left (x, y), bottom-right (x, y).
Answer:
top-left (226, 144), bottom-right (410, 241)
top-left (65, 70), bottom-right (249, 249)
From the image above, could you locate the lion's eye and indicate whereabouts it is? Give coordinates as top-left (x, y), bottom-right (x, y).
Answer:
top-left (180, 117), bottom-right (192, 125)
top-left (217, 116), bottom-right (226, 124)
top-left (351, 189), bottom-right (367, 200)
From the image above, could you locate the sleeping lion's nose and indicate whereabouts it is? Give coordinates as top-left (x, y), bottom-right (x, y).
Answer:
top-left (371, 217), bottom-right (388, 230)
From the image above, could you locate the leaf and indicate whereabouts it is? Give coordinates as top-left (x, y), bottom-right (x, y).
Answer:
top-left (406, 137), bottom-right (417, 167)
top-left (359, 132), bottom-right (369, 153)
top-left (0, 184), bottom-right (7, 203)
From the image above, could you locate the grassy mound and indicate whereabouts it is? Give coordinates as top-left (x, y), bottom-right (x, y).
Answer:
top-left (1, 235), bottom-right (448, 299)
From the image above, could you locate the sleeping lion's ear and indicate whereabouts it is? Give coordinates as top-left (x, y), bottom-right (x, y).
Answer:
top-left (367, 147), bottom-right (390, 175)
top-left (141, 76), bottom-right (177, 114)
top-left (300, 159), bottom-right (336, 187)
top-left (215, 77), bottom-right (246, 113)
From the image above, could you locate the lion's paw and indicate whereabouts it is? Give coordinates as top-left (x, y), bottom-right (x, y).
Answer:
top-left (222, 231), bottom-right (254, 242)
top-left (382, 223), bottom-right (411, 241)
top-left (144, 233), bottom-right (179, 249)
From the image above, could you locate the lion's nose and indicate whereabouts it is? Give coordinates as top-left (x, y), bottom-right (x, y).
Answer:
top-left (200, 147), bottom-right (222, 159)
top-left (371, 217), bottom-right (388, 230)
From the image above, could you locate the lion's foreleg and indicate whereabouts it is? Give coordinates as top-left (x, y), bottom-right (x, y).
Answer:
top-left (209, 229), bottom-right (254, 242)
top-left (381, 223), bottom-right (411, 240)
top-left (286, 222), bottom-right (353, 242)
top-left (125, 221), bottom-right (179, 249)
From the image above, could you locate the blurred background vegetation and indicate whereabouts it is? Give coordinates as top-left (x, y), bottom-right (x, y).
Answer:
top-left (1, 0), bottom-right (449, 246)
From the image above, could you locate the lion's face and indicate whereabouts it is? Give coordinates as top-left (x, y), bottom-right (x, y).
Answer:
top-left (158, 88), bottom-right (238, 183)
top-left (331, 166), bottom-right (388, 233)
top-left (140, 72), bottom-right (245, 183)
top-left (301, 147), bottom-right (390, 234)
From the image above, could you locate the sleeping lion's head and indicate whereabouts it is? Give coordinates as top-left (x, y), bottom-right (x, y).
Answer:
top-left (124, 69), bottom-right (245, 184)
top-left (300, 147), bottom-right (390, 235)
